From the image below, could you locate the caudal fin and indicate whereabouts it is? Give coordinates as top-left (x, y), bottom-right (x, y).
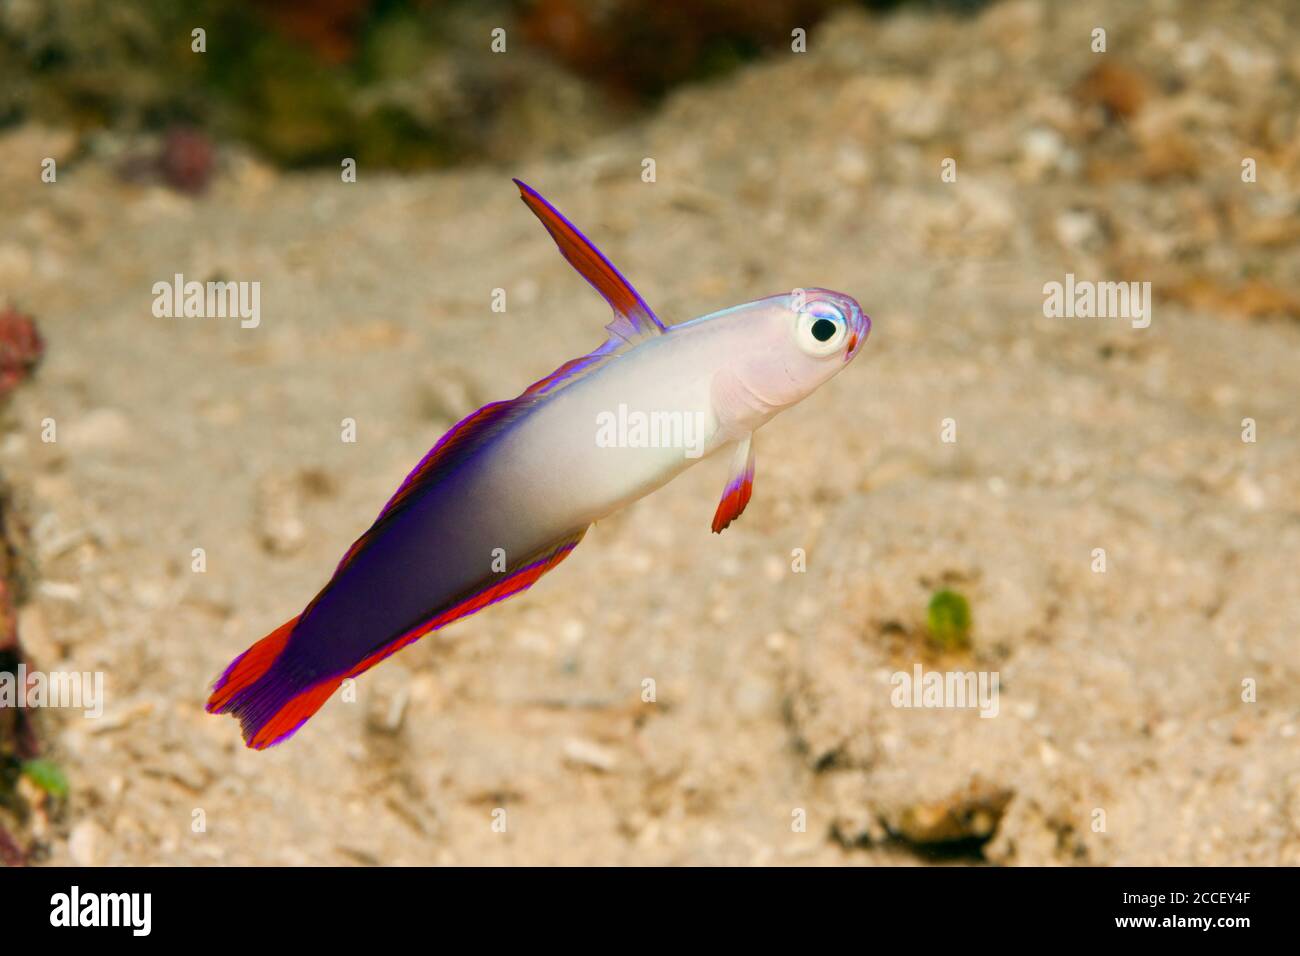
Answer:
top-left (205, 614), bottom-right (340, 750)
top-left (209, 530), bottom-right (588, 750)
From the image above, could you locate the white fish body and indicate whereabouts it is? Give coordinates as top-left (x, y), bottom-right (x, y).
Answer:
top-left (490, 295), bottom-right (861, 533)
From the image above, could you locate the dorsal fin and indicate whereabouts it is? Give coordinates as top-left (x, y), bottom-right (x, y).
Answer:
top-left (310, 181), bottom-right (662, 596)
top-left (514, 178), bottom-right (666, 346)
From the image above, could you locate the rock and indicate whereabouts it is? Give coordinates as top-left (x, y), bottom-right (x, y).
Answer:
top-left (563, 737), bottom-right (618, 773)
top-left (827, 771), bottom-right (887, 845)
top-left (68, 820), bottom-right (103, 866)
top-left (0, 307), bottom-right (43, 397)
top-left (159, 127), bottom-right (216, 195)
top-left (1054, 209), bottom-right (1102, 252)
top-left (1074, 62), bottom-right (1152, 120)
top-left (365, 683), bottom-right (409, 736)
top-left (892, 781), bottom-right (1015, 846)
top-left (255, 472), bottom-right (308, 555)
top-left (1019, 127), bottom-right (1066, 179)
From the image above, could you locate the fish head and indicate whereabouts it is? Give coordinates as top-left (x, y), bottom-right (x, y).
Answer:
top-left (712, 288), bottom-right (870, 426)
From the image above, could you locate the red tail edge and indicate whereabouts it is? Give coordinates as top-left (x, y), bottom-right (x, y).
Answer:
top-left (205, 614), bottom-right (298, 715)
top-left (208, 531), bottom-right (586, 750)
top-left (245, 681), bottom-right (339, 751)
top-left (206, 613), bottom-right (347, 750)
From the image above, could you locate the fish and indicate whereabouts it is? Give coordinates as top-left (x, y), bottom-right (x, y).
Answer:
top-left (206, 179), bottom-right (871, 749)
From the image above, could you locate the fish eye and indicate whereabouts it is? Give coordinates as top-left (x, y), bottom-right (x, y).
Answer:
top-left (794, 301), bottom-right (848, 357)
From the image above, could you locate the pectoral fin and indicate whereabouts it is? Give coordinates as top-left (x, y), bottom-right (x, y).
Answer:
top-left (711, 435), bottom-right (755, 534)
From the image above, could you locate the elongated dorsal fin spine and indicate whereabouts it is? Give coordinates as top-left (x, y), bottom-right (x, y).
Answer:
top-left (514, 178), bottom-right (665, 345)
top-left (306, 182), bottom-right (659, 602)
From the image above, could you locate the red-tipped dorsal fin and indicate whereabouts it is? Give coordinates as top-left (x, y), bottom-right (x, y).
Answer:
top-left (711, 435), bottom-right (756, 534)
top-left (514, 178), bottom-right (666, 346)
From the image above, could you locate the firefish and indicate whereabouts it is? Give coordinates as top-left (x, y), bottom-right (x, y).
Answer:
top-left (207, 180), bottom-right (871, 748)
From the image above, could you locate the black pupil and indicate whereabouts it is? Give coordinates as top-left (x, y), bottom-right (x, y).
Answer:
top-left (811, 317), bottom-right (837, 342)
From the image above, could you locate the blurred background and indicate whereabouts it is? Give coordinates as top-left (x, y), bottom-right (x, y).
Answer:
top-left (0, 0), bottom-right (1297, 866)
top-left (1, 0), bottom-right (984, 170)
